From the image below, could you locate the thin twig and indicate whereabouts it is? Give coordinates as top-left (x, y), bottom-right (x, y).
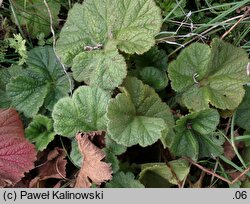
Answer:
top-left (221, 7), bottom-right (250, 39)
top-left (168, 15), bottom-right (250, 57)
top-left (43, 0), bottom-right (73, 96)
top-left (225, 117), bottom-right (232, 136)
top-left (181, 172), bottom-right (188, 188)
top-left (55, 156), bottom-right (69, 181)
top-left (183, 157), bottom-right (250, 185)
top-left (161, 151), bottom-right (182, 188)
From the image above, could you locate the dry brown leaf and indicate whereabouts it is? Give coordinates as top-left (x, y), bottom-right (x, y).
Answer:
top-left (74, 132), bottom-right (112, 188)
top-left (223, 131), bottom-right (242, 160)
top-left (29, 147), bottom-right (67, 187)
top-left (223, 140), bottom-right (236, 160)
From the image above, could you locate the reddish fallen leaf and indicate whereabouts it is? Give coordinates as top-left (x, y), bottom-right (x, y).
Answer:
top-left (75, 132), bottom-right (112, 188)
top-left (0, 109), bottom-right (37, 186)
top-left (14, 178), bottom-right (31, 188)
top-left (0, 179), bottom-right (8, 188)
top-left (0, 108), bottom-right (24, 138)
top-left (29, 147), bottom-right (67, 187)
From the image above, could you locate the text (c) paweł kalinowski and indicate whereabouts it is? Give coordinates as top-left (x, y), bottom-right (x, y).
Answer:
top-left (20, 190), bottom-right (104, 200)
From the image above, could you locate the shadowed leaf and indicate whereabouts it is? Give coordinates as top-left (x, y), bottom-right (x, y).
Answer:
top-left (29, 148), bottom-right (67, 187)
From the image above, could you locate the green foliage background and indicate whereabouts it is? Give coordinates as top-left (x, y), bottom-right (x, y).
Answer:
top-left (1, 0), bottom-right (250, 188)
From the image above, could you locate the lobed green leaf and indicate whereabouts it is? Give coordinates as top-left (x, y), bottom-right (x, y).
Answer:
top-left (6, 46), bottom-right (71, 117)
top-left (170, 109), bottom-right (222, 159)
top-left (106, 172), bottom-right (144, 188)
top-left (168, 39), bottom-right (249, 111)
top-left (107, 77), bottom-right (174, 147)
top-left (25, 115), bottom-right (55, 151)
top-left (52, 86), bottom-right (111, 137)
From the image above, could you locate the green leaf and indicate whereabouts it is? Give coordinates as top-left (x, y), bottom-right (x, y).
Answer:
top-left (6, 46), bottom-right (71, 117)
top-left (235, 86), bottom-right (250, 132)
top-left (0, 66), bottom-right (23, 108)
top-left (132, 47), bottom-right (169, 91)
top-left (197, 132), bottom-right (225, 158)
top-left (72, 49), bottom-right (127, 90)
top-left (170, 109), bottom-right (220, 159)
top-left (56, 0), bottom-right (162, 65)
top-left (139, 67), bottom-right (168, 91)
top-left (107, 77), bottom-right (174, 147)
top-left (7, 34), bottom-right (27, 65)
top-left (11, 0), bottom-right (60, 37)
top-left (0, 69), bottom-right (11, 108)
top-left (104, 152), bottom-right (120, 174)
top-left (70, 139), bottom-right (82, 168)
top-left (134, 46), bottom-right (168, 71)
top-left (104, 135), bottom-right (127, 173)
top-left (7, 76), bottom-right (49, 118)
top-left (105, 135), bottom-right (127, 156)
top-left (106, 172), bottom-right (144, 188)
top-left (139, 159), bottom-right (190, 187)
top-left (155, 0), bottom-right (187, 17)
top-left (168, 39), bottom-right (249, 111)
top-left (56, 0), bottom-right (162, 90)
top-left (52, 86), bottom-right (111, 137)
top-left (25, 115), bottom-right (55, 151)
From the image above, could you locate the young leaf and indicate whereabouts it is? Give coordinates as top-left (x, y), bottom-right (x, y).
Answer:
top-left (107, 77), bottom-right (174, 147)
top-left (0, 109), bottom-right (36, 186)
top-left (7, 34), bottom-right (27, 65)
top-left (168, 39), bottom-right (249, 111)
top-left (56, 0), bottom-right (162, 65)
top-left (6, 46), bottom-right (71, 117)
top-left (52, 86), bottom-right (110, 137)
top-left (74, 133), bottom-right (112, 188)
top-left (11, 0), bottom-right (60, 37)
top-left (170, 109), bottom-right (221, 159)
top-left (139, 159), bottom-right (190, 187)
top-left (72, 49), bottom-right (127, 90)
top-left (25, 115), bottom-right (55, 151)
top-left (106, 172), bottom-right (144, 188)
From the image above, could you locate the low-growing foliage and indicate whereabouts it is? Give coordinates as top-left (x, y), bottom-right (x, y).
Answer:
top-left (0, 0), bottom-right (250, 188)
